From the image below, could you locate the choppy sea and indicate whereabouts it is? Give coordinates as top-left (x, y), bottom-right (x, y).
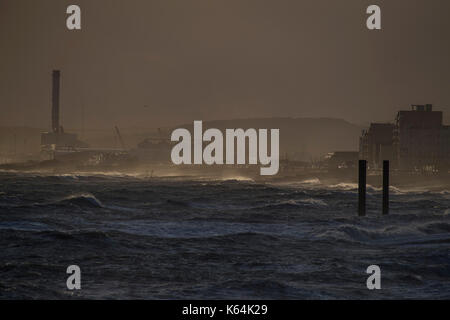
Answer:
top-left (1, 172), bottom-right (449, 299)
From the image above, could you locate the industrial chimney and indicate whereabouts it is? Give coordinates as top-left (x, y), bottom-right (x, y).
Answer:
top-left (52, 70), bottom-right (60, 133)
top-left (41, 69), bottom-right (86, 153)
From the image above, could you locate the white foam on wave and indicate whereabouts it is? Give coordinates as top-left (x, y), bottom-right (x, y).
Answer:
top-left (389, 186), bottom-right (405, 194)
top-left (329, 183), bottom-right (358, 190)
top-left (57, 174), bottom-right (80, 180)
top-left (62, 193), bottom-right (142, 213)
top-left (276, 198), bottom-right (328, 207)
top-left (300, 178), bottom-right (321, 185)
top-left (296, 198), bottom-right (328, 206)
top-left (269, 178), bottom-right (322, 189)
top-left (221, 176), bottom-right (255, 182)
top-left (64, 193), bottom-right (104, 208)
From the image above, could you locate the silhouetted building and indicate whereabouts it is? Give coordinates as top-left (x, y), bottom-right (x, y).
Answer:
top-left (439, 125), bottom-right (450, 170)
top-left (394, 104), bottom-right (443, 171)
top-left (360, 104), bottom-right (449, 171)
top-left (132, 138), bottom-right (173, 163)
top-left (359, 123), bottom-right (394, 169)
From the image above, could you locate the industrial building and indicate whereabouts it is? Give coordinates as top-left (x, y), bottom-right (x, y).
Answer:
top-left (324, 151), bottom-right (359, 169)
top-left (360, 104), bottom-right (450, 171)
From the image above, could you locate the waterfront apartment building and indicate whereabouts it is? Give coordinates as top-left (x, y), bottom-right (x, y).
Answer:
top-left (360, 104), bottom-right (450, 171)
top-left (359, 123), bottom-right (394, 169)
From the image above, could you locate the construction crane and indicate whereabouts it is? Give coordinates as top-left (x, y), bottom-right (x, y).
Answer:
top-left (114, 126), bottom-right (127, 150)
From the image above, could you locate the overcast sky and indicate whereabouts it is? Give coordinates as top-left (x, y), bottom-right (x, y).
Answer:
top-left (1, 0), bottom-right (449, 130)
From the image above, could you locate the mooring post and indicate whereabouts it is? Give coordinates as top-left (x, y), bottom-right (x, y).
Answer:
top-left (382, 160), bottom-right (389, 215)
top-left (358, 160), bottom-right (367, 216)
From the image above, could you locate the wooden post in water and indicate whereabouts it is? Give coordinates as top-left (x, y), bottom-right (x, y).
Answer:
top-left (358, 160), bottom-right (367, 216)
top-left (383, 160), bottom-right (389, 215)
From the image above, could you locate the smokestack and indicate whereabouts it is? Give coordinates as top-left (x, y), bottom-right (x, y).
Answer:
top-left (52, 70), bottom-right (60, 133)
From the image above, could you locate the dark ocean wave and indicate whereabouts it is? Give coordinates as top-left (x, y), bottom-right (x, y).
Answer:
top-left (1, 172), bottom-right (450, 299)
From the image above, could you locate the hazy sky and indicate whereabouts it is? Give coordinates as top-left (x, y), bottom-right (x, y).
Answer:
top-left (1, 0), bottom-right (449, 130)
